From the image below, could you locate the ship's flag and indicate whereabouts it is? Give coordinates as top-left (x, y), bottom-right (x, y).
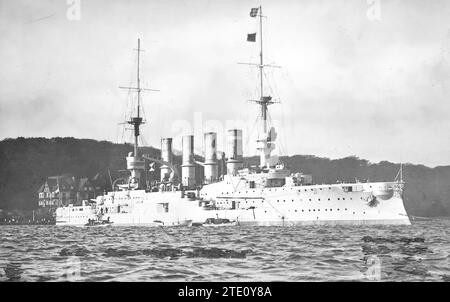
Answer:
top-left (250, 7), bottom-right (259, 17)
top-left (247, 33), bottom-right (256, 42)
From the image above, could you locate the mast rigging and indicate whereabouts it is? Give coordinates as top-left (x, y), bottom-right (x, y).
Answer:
top-left (119, 38), bottom-right (159, 158)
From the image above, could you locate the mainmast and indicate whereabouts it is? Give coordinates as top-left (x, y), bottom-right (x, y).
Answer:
top-left (119, 38), bottom-right (159, 189)
top-left (131, 38), bottom-right (143, 158)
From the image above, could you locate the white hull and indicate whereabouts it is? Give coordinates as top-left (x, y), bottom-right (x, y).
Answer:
top-left (56, 181), bottom-right (410, 226)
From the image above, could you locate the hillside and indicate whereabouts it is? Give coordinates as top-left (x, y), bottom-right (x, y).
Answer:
top-left (0, 137), bottom-right (449, 217)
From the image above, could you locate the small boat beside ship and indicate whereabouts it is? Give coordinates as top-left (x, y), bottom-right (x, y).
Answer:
top-left (84, 217), bottom-right (113, 227)
top-left (193, 218), bottom-right (237, 227)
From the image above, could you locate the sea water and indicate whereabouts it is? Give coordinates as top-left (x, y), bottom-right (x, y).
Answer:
top-left (0, 219), bottom-right (449, 281)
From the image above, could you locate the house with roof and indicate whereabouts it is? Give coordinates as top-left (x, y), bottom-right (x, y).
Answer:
top-left (37, 174), bottom-right (77, 208)
top-left (76, 177), bottom-right (96, 205)
top-left (37, 174), bottom-right (109, 208)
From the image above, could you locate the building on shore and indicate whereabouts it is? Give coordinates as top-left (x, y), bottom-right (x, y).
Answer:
top-left (37, 173), bottom-right (110, 208)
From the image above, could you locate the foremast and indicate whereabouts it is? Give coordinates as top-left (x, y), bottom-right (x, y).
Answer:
top-left (248, 6), bottom-right (278, 169)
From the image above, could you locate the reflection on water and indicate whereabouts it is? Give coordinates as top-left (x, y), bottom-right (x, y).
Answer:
top-left (0, 219), bottom-right (449, 281)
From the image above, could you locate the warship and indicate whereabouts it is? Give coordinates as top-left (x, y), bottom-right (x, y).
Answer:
top-left (55, 7), bottom-right (410, 226)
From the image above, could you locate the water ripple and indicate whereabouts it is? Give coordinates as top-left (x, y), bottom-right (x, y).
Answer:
top-left (0, 219), bottom-right (449, 281)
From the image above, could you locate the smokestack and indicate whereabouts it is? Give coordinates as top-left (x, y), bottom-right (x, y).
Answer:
top-left (181, 135), bottom-right (196, 188)
top-left (218, 152), bottom-right (226, 179)
top-left (204, 132), bottom-right (218, 183)
top-left (226, 129), bottom-right (243, 176)
top-left (160, 138), bottom-right (173, 181)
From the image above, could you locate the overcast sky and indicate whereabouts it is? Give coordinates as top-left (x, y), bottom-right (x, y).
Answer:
top-left (1, 0), bottom-right (450, 167)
